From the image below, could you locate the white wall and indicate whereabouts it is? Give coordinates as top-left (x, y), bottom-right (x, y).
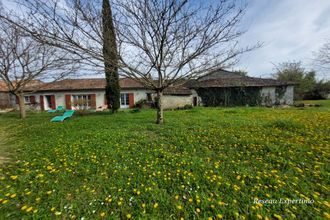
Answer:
top-left (25, 89), bottom-right (149, 110)
top-left (162, 95), bottom-right (193, 109)
top-left (261, 86), bottom-right (294, 106)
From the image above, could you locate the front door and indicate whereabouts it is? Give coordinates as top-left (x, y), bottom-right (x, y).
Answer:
top-left (120, 93), bottom-right (129, 108)
top-left (45, 95), bottom-right (56, 110)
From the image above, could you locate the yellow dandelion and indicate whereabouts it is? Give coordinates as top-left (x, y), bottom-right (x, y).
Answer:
top-left (175, 195), bottom-right (179, 200)
top-left (26, 207), bottom-right (33, 212)
top-left (142, 203), bottom-right (146, 208)
top-left (100, 212), bottom-right (106, 217)
top-left (126, 213), bottom-right (132, 219)
top-left (46, 191), bottom-right (52, 195)
top-left (217, 214), bottom-right (223, 219)
top-left (256, 214), bottom-right (262, 219)
top-left (2, 200), bottom-right (9, 204)
top-left (10, 175), bottom-right (18, 180)
top-left (177, 205), bottom-right (183, 210)
top-left (55, 211), bottom-right (62, 216)
top-left (153, 203), bottom-right (158, 208)
top-left (196, 208), bottom-right (201, 213)
top-left (21, 205), bottom-right (28, 210)
top-left (188, 198), bottom-right (193, 203)
top-left (10, 194), bottom-right (16, 198)
top-left (274, 214), bottom-right (283, 220)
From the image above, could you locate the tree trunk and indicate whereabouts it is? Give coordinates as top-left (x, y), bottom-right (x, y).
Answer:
top-left (103, 0), bottom-right (120, 113)
top-left (156, 90), bottom-right (164, 124)
top-left (17, 93), bottom-right (26, 119)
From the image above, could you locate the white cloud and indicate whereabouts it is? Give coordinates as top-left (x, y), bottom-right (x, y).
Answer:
top-left (236, 0), bottom-right (330, 79)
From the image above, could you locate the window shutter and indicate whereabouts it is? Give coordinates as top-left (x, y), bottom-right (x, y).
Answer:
top-left (104, 94), bottom-right (108, 105)
top-left (30, 96), bottom-right (36, 104)
top-left (65, 95), bottom-right (71, 110)
top-left (90, 94), bottom-right (96, 109)
top-left (40, 95), bottom-right (44, 110)
top-left (50, 95), bottom-right (56, 110)
top-left (128, 93), bottom-right (134, 108)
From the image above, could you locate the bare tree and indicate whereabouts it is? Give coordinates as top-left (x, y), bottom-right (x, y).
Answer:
top-left (315, 40), bottom-right (330, 72)
top-left (0, 0), bottom-right (121, 112)
top-left (0, 20), bottom-right (79, 118)
top-left (114, 0), bottom-right (259, 123)
top-left (1, 0), bottom-right (258, 123)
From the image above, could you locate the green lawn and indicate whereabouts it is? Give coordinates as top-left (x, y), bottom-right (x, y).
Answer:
top-left (0, 105), bottom-right (329, 219)
top-left (295, 99), bottom-right (330, 108)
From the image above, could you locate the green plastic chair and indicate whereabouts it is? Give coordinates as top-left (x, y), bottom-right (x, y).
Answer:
top-left (48, 106), bottom-right (65, 113)
top-left (51, 110), bottom-right (75, 122)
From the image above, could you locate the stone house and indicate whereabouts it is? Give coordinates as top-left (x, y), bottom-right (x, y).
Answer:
top-left (0, 69), bottom-right (295, 110)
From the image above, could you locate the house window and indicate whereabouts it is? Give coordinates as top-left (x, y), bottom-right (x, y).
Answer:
top-left (24, 96), bottom-right (30, 103)
top-left (120, 93), bottom-right (130, 107)
top-left (72, 95), bottom-right (91, 110)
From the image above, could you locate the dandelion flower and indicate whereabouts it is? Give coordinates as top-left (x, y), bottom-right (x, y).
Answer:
top-left (10, 175), bottom-right (18, 180)
top-left (274, 214), bottom-right (282, 220)
top-left (21, 205), bottom-right (28, 210)
top-left (153, 203), bottom-right (158, 208)
top-left (2, 200), bottom-right (8, 204)
top-left (126, 213), bottom-right (132, 219)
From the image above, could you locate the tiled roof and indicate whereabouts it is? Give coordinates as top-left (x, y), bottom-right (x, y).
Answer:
top-left (188, 76), bottom-right (295, 88)
top-left (164, 86), bottom-right (192, 95)
top-left (0, 81), bottom-right (7, 92)
top-left (34, 78), bottom-right (145, 91)
top-left (0, 80), bottom-right (44, 92)
top-left (33, 78), bottom-right (192, 95)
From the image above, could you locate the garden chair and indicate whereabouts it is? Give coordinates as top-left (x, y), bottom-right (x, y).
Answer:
top-left (50, 110), bottom-right (75, 122)
top-left (47, 106), bottom-right (65, 113)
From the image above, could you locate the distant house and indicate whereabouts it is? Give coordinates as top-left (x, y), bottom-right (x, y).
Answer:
top-left (189, 69), bottom-right (295, 107)
top-left (0, 69), bottom-right (295, 110)
top-left (0, 81), bottom-right (11, 108)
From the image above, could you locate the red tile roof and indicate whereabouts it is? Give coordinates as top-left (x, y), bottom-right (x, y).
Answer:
top-left (0, 81), bottom-right (7, 92)
top-left (34, 78), bottom-right (145, 91)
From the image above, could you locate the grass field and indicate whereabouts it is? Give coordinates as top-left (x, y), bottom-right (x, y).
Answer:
top-left (0, 104), bottom-right (329, 219)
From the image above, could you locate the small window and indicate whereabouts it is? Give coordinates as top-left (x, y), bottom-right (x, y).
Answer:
top-left (120, 93), bottom-right (130, 106)
top-left (24, 96), bottom-right (30, 103)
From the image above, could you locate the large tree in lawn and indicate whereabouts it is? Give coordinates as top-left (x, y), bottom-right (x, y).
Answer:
top-left (114, 0), bottom-right (258, 124)
top-left (103, 0), bottom-right (120, 112)
top-left (315, 39), bottom-right (330, 74)
top-left (0, 20), bottom-right (78, 118)
top-left (0, 0), bottom-right (120, 112)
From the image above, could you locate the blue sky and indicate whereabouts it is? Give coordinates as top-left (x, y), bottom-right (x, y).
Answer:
top-left (2, 0), bottom-right (330, 79)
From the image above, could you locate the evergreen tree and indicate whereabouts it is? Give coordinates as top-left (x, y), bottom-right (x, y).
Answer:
top-left (102, 0), bottom-right (120, 112)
